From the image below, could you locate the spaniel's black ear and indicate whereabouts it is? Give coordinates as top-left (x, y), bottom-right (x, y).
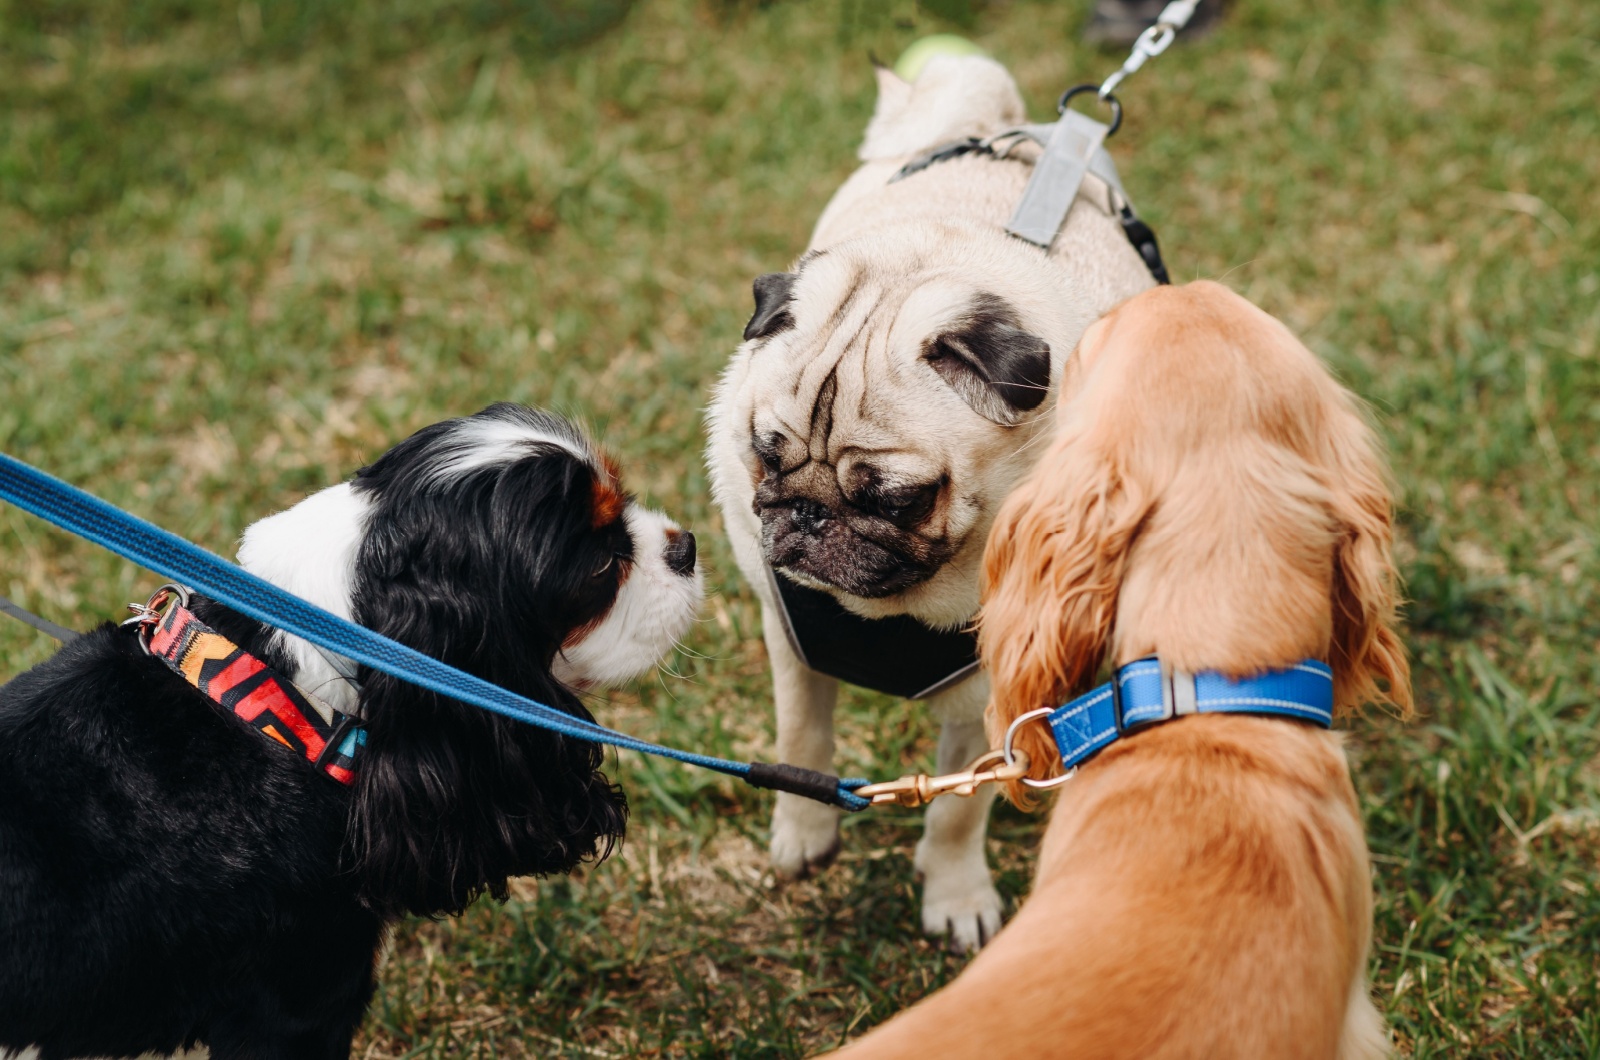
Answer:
top-left (924, 293), bottom-right (1052, 426)
top-left (343, 456), bottom-right (627, 918)
top-left (744, 272), bottom-right (798, 341)
top-left (346, 668), bottom-right (627, 918)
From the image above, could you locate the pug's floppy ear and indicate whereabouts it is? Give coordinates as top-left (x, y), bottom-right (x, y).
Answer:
top-left (744, 272), bottom-right (798, 342)
top-left (924, 293), bottom-right (1052, 426)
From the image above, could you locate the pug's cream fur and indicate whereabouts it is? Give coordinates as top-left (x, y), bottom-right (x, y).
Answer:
top-left (706, 56), bottom-right (1152, 950)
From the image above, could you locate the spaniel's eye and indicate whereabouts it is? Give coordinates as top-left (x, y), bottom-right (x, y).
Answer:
top-left (591, 554), bottom-right (616, 579)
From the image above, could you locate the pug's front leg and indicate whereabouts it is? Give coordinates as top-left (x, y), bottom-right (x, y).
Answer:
top-left (764, 603), bottom-right (843, 879)
top-left (915, 676), bottom-right (1003, 952)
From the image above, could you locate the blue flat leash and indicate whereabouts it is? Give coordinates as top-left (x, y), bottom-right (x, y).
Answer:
top-left (1004, 656), bottom-right (1333, 785)
top-left (0, 453), bottom-right (871, 811)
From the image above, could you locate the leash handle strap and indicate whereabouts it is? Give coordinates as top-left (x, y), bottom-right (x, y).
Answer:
top-left (0, 453), bottom-right (871, 811)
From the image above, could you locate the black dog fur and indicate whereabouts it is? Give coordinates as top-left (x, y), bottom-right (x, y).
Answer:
top-left (0, 406), bottom-right (640, 1059)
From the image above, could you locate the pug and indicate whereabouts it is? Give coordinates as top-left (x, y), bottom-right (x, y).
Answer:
top-left (706, 55), bottom-right (1155, 950)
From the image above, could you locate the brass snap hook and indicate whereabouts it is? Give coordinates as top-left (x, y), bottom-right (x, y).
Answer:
top-left (855, 748), bottom-right (1031, 808)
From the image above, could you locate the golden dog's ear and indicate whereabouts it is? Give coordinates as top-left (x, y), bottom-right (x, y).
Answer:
top-left (1324, 399), bottom-right (1412, 719)
top-left (979, 428), bottom-right (1149, 807)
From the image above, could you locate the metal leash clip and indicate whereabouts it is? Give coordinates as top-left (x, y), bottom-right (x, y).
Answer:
top-left (1003, 707), bottom-right (1079, 790)
top-left (855, 748), bottom-right (1031, 808)
top-left (1097, 0), bottom-right (1201, 100)
top-left (122, 582), bottom-right (189, 654)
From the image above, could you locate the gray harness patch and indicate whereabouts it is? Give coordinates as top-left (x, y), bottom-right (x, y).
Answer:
top-left (1004, 110), bottom-right (1113, 248)
top-left (889, 115), bottom-right (1168, 284)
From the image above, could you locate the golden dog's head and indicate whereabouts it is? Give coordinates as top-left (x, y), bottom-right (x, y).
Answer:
top-left (980, 281), bottom-right (1412, 803)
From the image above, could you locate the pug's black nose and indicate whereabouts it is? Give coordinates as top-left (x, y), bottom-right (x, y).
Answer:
top-left (791, 500), bottom-right (829, 536)
top-left (664, 530), bottom-right (697, 576)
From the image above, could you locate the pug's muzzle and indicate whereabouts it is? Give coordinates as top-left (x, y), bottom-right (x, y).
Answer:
top-left (754, 477), bottom-right (949, 598)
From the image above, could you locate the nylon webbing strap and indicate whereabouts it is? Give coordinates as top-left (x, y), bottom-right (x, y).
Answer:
top-left (1006, 109), bottom-right (1110, 248)
top-left (0, 453), bottom-right (871, 811)
top-left (1046, 657), bottom-right (1334, 771)
top-left (889, 121), bottom-right (1169, 285)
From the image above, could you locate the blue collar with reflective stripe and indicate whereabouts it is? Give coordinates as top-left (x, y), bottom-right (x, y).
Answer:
top-left (1023, 657), bottom-right (1334, 772)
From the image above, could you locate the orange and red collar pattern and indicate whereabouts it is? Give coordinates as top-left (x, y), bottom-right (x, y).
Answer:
top-left (132, 586), bottom-right (365, 785)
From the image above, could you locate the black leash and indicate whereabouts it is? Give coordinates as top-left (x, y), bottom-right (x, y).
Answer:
top-left (0, 593), bottom-right (78, 643)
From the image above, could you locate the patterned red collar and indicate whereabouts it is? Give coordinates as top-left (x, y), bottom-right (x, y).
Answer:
top-left (131, 586), bottom-right (365, 785)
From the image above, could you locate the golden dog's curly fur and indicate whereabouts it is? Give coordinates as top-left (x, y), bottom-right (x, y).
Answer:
top-left (823, 281), bottom-right (1410, 1059)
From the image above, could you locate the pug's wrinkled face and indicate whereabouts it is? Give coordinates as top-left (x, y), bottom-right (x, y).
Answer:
top-left (721, 243), bottom-right (1063, 626)
top-left (753, 402), bottom-right (955, 599)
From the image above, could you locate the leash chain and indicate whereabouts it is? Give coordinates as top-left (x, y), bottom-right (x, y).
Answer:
top-left (1096, 0), bottom-right (1202, 100)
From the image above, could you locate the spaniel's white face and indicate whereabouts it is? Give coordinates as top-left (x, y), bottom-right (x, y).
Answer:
top-left (237, 404), bottom-right (702, 711)
top-left (554, 503), bottom-right (703, 690)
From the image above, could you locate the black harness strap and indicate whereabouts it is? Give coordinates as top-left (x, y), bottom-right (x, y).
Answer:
top-left (1119, 205), bottom-right (1170, 285)
top-left (770, 571), bottom-right (979, 701)
top-left (890, 137), bottom-right (997, 182)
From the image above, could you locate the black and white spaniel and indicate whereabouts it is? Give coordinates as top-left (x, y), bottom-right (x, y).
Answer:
top-left (0, 404), bottom-right (702, 1060)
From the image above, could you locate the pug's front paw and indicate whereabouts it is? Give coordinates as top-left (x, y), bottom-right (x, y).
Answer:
top-left (770, 793), bottom-right (842, 880)
top-left (920, 862), bottom-right (1004, 953)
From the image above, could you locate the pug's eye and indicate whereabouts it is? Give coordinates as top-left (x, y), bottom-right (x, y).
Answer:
top-left (752, 430), bottom-right (786, 474)
top-left (874, 484), bottom-right (940, 525)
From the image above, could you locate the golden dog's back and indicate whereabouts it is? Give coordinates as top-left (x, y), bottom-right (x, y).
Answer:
top-left (832, 716), bottom-right (1377, 1059)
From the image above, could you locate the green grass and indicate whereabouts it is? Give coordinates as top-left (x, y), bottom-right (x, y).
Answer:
top-left (1, 0), bottom-right (1597, 1055)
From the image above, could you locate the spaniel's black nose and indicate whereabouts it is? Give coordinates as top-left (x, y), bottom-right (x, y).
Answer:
top-left (664, 530), bottom-right (697, 576)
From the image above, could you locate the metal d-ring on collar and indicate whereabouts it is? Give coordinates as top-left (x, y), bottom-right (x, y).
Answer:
top-left (1003, 706), bottom-right (1081, 790)
top-left (123, 581), bottom-right (191, 654)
